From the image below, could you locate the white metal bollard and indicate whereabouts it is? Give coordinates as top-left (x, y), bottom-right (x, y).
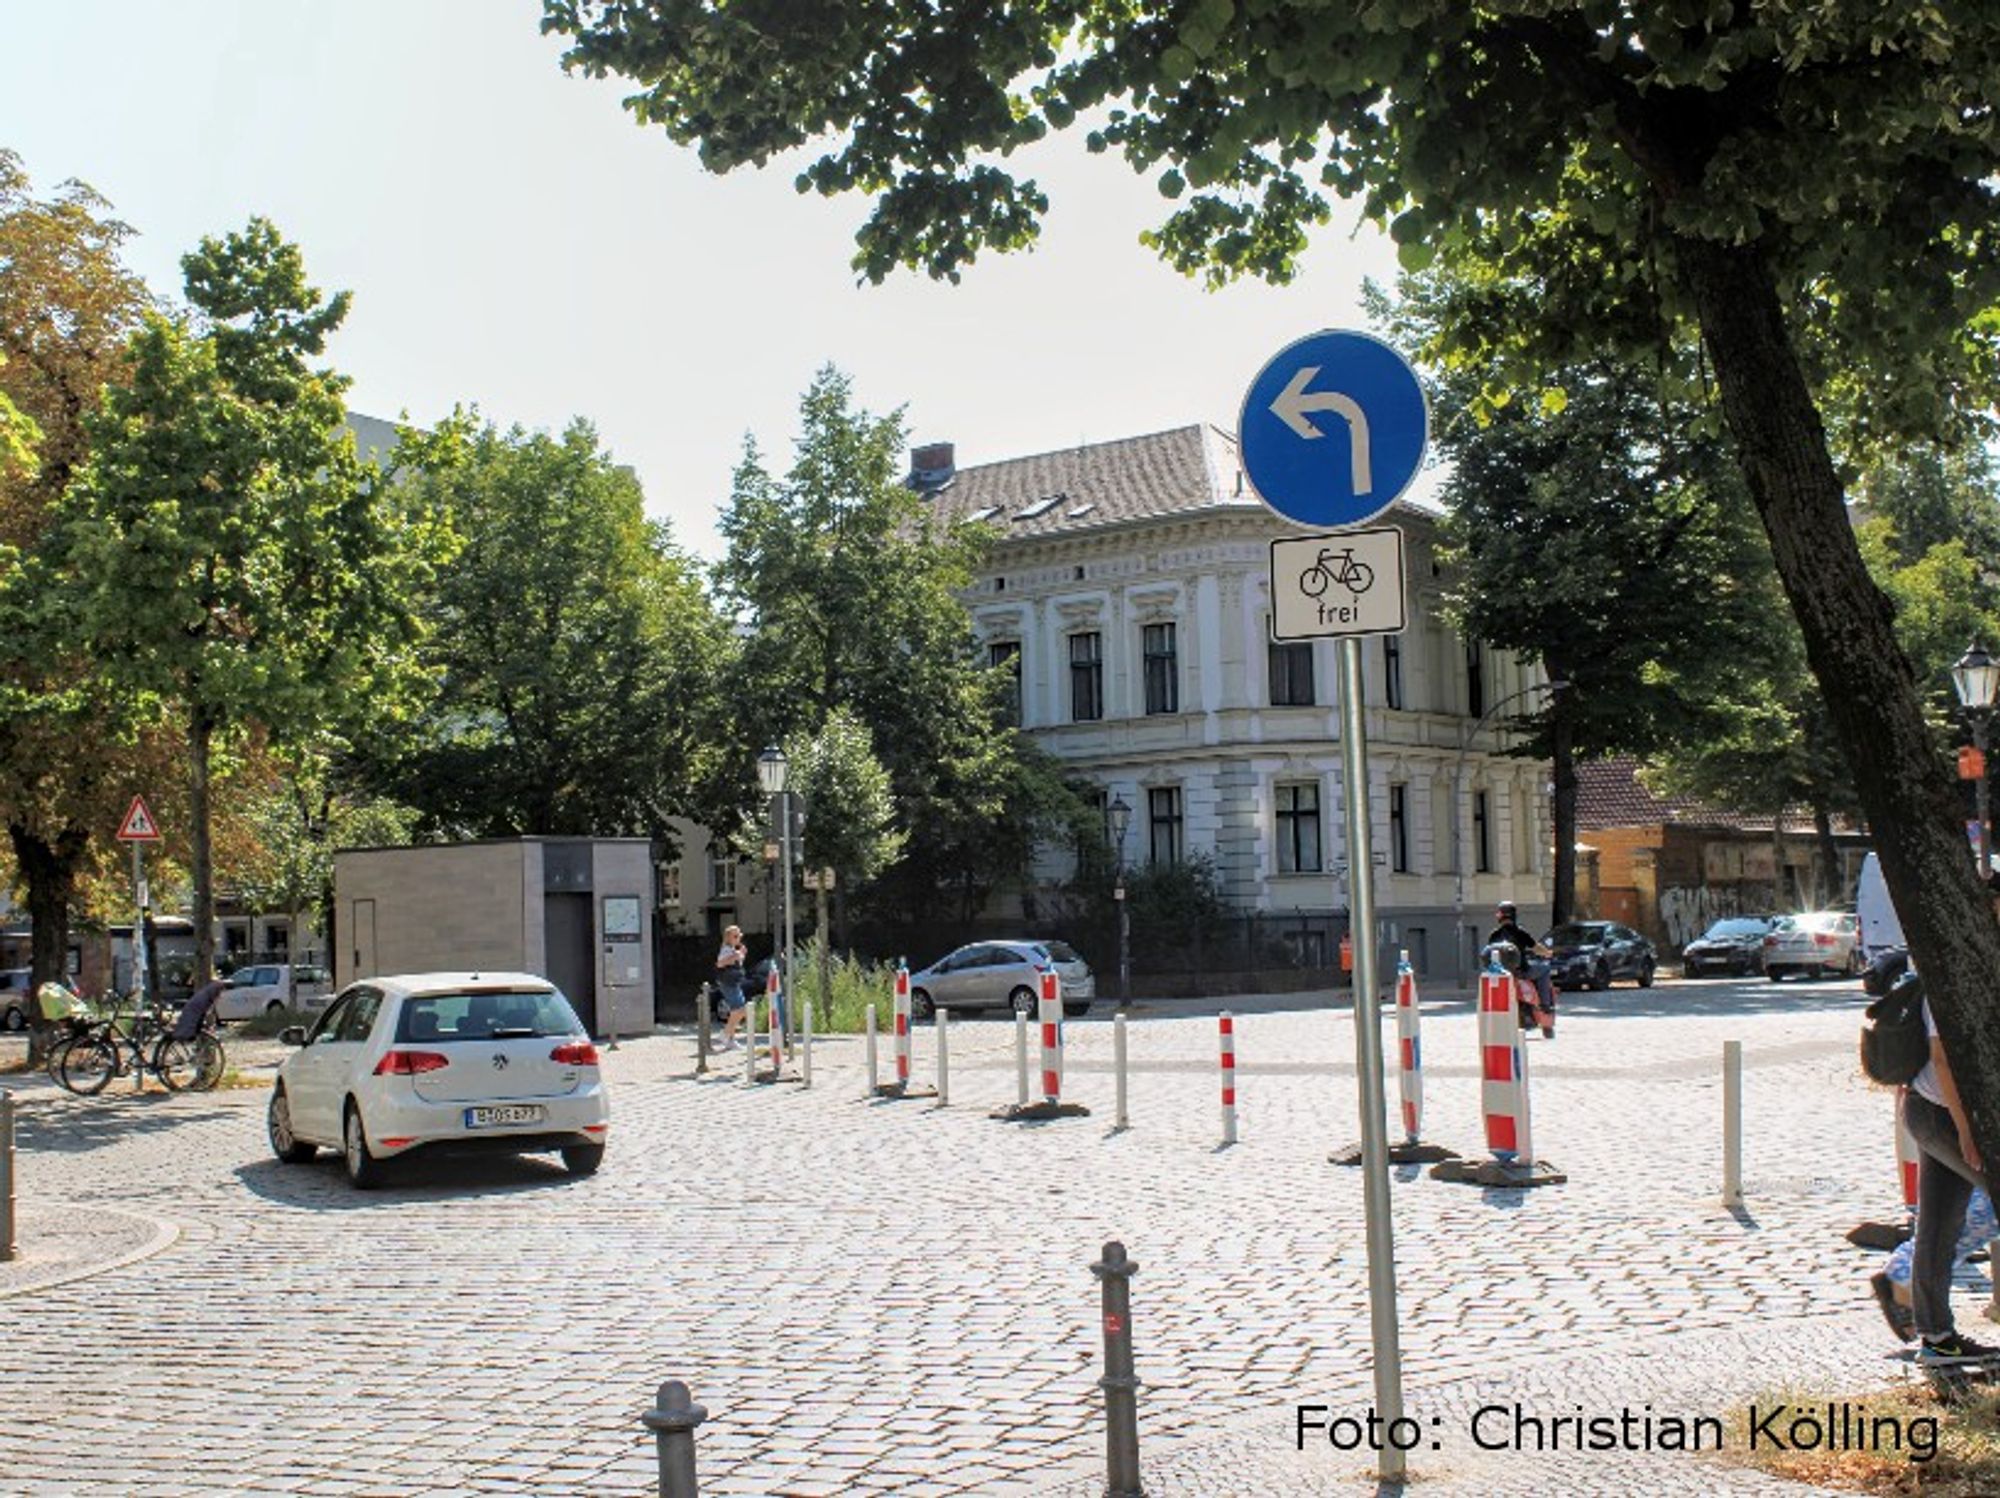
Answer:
top-left (1722, 1040), bottom-right (1743, 1208)
top-left (936, 1009), bottom-right (950, 1106)
top-left (1220, 1011), bottom-right (1237, 1146)
top-left (1014, 1011), bottom-right (1029, 1107)
top-left (1114, 1012), bottom-right (1129, 1130)
top-left (865, 1003), bottom-right (878, 1094)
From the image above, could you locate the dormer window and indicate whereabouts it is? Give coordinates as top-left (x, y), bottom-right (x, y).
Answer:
top-left (1014, 492), bottom-right (1066, 521)
top-left (964, 505), bottom-right (1000, 523)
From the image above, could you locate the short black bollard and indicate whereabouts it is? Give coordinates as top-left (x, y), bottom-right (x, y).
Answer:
top-left (1091, 1240), bottom-right (1144, 1498)
top-left (642, 1379), bottom-right (707, 1498)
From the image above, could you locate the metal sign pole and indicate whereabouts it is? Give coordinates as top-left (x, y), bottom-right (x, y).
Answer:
top-left (1336, 636), bottom-right (1406, 1482)
top-left (132, 842), bottom-right (149, 1003)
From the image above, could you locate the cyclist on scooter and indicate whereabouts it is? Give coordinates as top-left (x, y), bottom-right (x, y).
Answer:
top-left (1487, 901), bottom-right (1557, 1038)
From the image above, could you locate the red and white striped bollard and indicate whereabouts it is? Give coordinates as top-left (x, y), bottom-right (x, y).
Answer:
top-left (766, 964), bottom-right (784, 1075)
top-left (1393, 950), bottom-right (1423, 1145)
top-left (894, 960), bottom-right (912, 1089)
top-left (1896, 1104), bottom-right (1920, 1215)
top-left (1477, 955), bottom-right (1533, 1163)
top-left (1038, 967), bottom-right (1062, 1104)
top-left (1219, 1011), bottom-right (1237, 1145)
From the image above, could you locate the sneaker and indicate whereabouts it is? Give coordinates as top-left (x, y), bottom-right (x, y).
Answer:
top-left (1918, 1331), bottom-right (1999, 1364)
top-left (1870, 1271), bottom-right (1917, 1343)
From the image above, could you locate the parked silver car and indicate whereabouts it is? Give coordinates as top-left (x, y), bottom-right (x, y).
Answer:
top-left (906, 941), bottom-right (1095, 1020)
top-left (1762, 911), bottom-right (1864, 981)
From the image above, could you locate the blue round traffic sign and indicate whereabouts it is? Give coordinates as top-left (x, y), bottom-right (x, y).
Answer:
top-left (1238, 330), bottom-right (1429, 528)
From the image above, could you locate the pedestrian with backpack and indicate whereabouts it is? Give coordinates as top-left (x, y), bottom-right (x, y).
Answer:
top-left (1866, 950), bottom-right (2000, 1363)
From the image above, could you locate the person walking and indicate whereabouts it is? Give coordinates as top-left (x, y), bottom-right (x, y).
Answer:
top-left (1870, 1175), bottom-right (1998, 1343)
top-left (1487, 900), bottom-right (1557, 1038)
top-left (713, 925), bottom-right (749, 1050)
top-left (1901, 988), bottom-right (2000, 1363)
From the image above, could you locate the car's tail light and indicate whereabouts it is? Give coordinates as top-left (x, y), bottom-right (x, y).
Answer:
top-left (374, 1049), bottom-right (449, 1075)
top-left (1763, 936), bottom-right (1778, 947)
top-left (550, 1041), bottom-right (600, 1066)
top-left (1812, 933), bottom-right (1838, 948)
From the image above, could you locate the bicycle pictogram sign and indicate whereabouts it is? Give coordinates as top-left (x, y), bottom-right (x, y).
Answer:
top-left (1298, 545), bottom-right (1375, 599)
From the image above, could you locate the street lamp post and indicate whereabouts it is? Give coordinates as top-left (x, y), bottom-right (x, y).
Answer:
top-left (1952, 641), bottom-right (2000, 876)
top-left (1108, 795), bottom-right (1133, 1006)
top-left (757, 745), bottom-right (796, 1035)
top-left (1452, 678), bottom-right (1569, 979)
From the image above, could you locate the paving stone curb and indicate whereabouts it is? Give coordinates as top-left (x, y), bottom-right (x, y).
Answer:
top-left (0, 1201), bottom-right (180, 1298)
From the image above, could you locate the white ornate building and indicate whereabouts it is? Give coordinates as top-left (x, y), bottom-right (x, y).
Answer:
top-left (910, 424), bottom-right (1554, 982)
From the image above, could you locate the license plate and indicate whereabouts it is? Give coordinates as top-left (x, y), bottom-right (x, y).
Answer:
top-left (465, 1104), bottom-right (545, 1128)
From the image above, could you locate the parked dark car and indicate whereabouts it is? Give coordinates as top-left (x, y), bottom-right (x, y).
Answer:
top-left (1680, 917), bottom-right (1775, 977)
top-left (1546, 921), bottom-right (1657, 990)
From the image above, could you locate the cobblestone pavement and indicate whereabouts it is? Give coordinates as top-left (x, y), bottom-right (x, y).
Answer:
top-left (0, 977), bottom-right (1969, 1494)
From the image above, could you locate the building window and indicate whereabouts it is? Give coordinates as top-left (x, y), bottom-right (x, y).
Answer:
top-left (989, 640), bottom-right (1022, 725)
top-left (1070, 632), bottom-right (1103, 722)
top-left (1143, 622), bottom-right (1179, 715)
top-left (1389, 783), bottom-right (1409, 873)
top-left (659, 863), bottom-right (682, 907)
top-left (1383, 635), bottom-right (1403, 710)
top-left (1148, 786), bottom-right (1184, 867)
top-left (708, 854), bottom-right (738, 900)
top-left (1269, 639), bottom-right (1315, 706)
top-left (1473, 790), bottom-right (1492, 874)
top-left (1466, 639), bottom-right (1485, 719)
top-left (1276, 782), bottom-right (1322, 874)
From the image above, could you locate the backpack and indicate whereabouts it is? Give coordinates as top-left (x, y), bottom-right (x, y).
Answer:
top-left (1860, 970), bottom-right (1929, 1086)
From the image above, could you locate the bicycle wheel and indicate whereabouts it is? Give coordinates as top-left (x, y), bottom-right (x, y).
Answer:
top-left (156, 1034), bottom-right (225, 1092)
top-left (1342, 559), bottom-right (1375, 593)
top-left (58, 1037), bottom-right (119, 1096)
top-left (1299, 563), bottom-right (1332, 598)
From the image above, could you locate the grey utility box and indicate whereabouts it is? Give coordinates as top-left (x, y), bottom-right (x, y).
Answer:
top-left (332, 837), bottom-right (653, 1040)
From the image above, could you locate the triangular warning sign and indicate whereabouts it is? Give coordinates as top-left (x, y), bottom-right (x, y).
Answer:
top-left (116, 794), bottom-right (162, 842)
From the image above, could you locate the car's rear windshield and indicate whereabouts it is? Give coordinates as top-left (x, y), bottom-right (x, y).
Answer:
top-left (1037, 941), bottom-right (1084, 964)
top-left (1546, 924), bottom-right (1607, 945)
top-left (395, 988), bottom-right (583, 1043)
top-left (1794, 912), bottom-right (1845, 932)
top-left (1704, 919), bottom-right (1769, 937)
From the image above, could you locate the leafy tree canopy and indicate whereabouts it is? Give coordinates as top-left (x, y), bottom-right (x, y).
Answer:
top-left (374, 414), bottom-right (734, 842)
top-left (720, 366), bottom-right (1085, 920)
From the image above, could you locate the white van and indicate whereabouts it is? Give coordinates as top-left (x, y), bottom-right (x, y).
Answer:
top-left (215, 963), bottom-right (333, 1021)
top-left (1856, 852), bottom-right (1905, 959)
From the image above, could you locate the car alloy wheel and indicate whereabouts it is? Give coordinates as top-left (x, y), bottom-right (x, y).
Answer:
top-left (909, 988), bottom-right (936, 1021)
top-left (343, 1104), bottom-right (384, 1189)
top-left (268, 1087), bottom-right (316, 1163)
top-left (1009, 986), bottom-right (1037, 1016)
top-left (1, 1005), bottom-right (24, 1032)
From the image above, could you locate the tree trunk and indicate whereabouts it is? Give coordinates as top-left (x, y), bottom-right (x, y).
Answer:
top-left (1677, 233), bottom-right (2000, 1162)
top-left (190, 703), bottom-right (215, 985)
top-left (1550, 701), bottom-right (1577, 926)
top-left (10, 821), bottom-right (85, 1067)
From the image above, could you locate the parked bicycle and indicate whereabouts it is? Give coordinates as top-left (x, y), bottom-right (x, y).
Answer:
top-left (56, 994), bottom-right (225, 1096)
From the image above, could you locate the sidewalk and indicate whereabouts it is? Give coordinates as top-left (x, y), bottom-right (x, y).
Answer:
top-left (0, 1199), bottom-right (178, 1298)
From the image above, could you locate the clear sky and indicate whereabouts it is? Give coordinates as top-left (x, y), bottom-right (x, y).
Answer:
top-left (2, 0), bottom-right (1404, 560)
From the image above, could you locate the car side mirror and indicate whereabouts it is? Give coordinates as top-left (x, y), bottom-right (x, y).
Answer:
top-left (279, 1026), bottom-right (307, 1047)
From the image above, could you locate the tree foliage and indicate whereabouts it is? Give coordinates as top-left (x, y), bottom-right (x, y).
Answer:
top-left (719, 367), bottom-right (1084, 921)
top-left (541, 2), bottom-right (2000, 1157)
top-left (63, 220), bottom-right (444, 980)
top-left (0, 148), bottom-right (160, 1009)
top-left (785, 706), bottom-right (903, 888)
top-left (373, 415), bottom-right (733, 842)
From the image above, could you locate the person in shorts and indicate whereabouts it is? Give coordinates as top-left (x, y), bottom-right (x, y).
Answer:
top-left (714, 926), bottom-right (748, 1050)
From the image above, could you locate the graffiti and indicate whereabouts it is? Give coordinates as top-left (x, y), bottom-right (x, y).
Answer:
top-left (1659, 885), bottom-right (1767, 949)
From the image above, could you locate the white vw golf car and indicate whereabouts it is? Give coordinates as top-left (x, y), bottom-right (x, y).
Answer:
top-left (268, 972), bottom-right (610, 1189)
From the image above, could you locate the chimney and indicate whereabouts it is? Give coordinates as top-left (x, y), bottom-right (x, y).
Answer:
top-left (908, 441), bottom-right (956, 493)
